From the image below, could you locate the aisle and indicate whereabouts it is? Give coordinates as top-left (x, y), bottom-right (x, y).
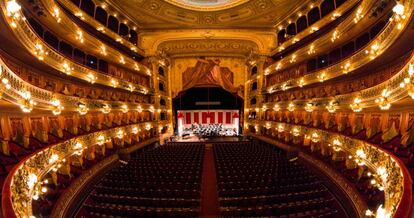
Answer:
top-left (200, 144), bottom-right (220, 217)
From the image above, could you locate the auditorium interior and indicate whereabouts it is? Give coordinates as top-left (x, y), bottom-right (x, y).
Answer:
top-left (0, 0), bottom-right (414, 217)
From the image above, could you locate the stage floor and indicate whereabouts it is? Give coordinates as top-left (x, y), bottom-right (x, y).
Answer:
top-left (172, 135), bottom-right (249, 143)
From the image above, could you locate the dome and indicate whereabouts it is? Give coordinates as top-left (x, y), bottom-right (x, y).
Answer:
top-left (165, 0), bottom-right (249, 11)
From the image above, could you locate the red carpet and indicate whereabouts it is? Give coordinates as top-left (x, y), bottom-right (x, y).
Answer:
top-left (200, 144), bottom-right (220, 217)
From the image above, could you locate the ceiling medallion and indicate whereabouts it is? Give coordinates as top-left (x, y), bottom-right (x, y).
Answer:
top-left (164, 0), bottom-right (250, 11)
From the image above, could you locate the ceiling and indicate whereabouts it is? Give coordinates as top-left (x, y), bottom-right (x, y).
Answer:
top-left (165, 0), bottom-right (250, 11)
top-left (106, 0), bottom-right (306, 29)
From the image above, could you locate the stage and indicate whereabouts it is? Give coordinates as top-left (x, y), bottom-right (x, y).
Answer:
top-left (168, 135), bottom-right (250, 143)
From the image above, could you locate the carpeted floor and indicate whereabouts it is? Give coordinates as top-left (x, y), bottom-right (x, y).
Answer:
top-left (200, 144), bottom-right (220, 217)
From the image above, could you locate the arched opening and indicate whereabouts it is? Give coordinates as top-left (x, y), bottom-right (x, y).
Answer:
top-left (308, 7), bottom-right (321, 25)
top-left (158, 66), bottom-right (165, 76)
top-left (251, 66), bottom-right (257, 76)
top-left (108, 15), bottom-right (119, 33)
top-left (160, 98), bottom-right (166, 106)
top-left (173, 87), bottom-right (243, 135)
top-left (277, 29), bottom-right (286, 45)
top-left (251, 82), bottom-right (258, 91)
top-left (286, 23), bottom-right (297, 36)
top-left (158, 82), bottom-right (165, 92)
top-left (119, 23), bottom-right (129, 37)
top-left (129, 30), bottom-right (138, 44)
top-left (321, 0), bottom-right (335, 17)
top-left (80, 0), bottom-right (95, 17)
top-left (95, 7), bottom-right (108, 25)
top-left (296, 16), bottom-right (308, 33)
top-left (250, 97), bottom-right (257, 105)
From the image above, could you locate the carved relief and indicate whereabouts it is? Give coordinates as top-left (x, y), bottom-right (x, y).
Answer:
top-left (158, 39), bottom-right (258, 57)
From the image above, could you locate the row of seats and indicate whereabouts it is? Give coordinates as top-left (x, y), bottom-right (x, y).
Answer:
top-left (78, 144), bottom-right (204, 217)
top-left (263, 132), bottom-right (386, 211)
top-left (214, 142), bottom-right (347, 217)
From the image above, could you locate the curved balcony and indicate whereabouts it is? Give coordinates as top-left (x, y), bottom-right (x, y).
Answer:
top-left (266, 14), bottom-right (391, 89)
top-left (55, 0), bottom-right (143, 59)
top-left (23, 16), bottom-right (151, 90)
top-left (265, 0), bottom-right (413, 92)
top-left (273, 0), bottom-right (361, 59)
top-left (260, 53), bottom-right (414, 114)
top-left (21, 0), bottom-right (146, 74)
top-left (266, 0), bottom-right (378, 74)
top-left (1, 52), bottom-right (151, 101)
top-left (265, 52), bottom-right (411, 104)
top-left (0, 56), bottom-right (155, 115)
top-left (0, 1), bottom-right (151, 94)
top-left (1, 122), bottom-right (158, 218)
top-left (252, 121), bottom-right (412, 217)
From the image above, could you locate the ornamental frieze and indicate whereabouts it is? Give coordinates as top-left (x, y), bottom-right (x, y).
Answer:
top-left (158, 39), bottom-right (258, 57)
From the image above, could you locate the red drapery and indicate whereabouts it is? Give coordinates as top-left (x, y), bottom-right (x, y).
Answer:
top-left (218, 112), bottom-right (223, 123)
top-left (194, 112), bottom-right (199, 123)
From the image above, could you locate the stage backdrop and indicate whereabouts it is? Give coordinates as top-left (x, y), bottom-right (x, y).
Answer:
top-left (170, 57), bottom-right (247, 98)
top-left (178, 110), bottom-right (239, 127)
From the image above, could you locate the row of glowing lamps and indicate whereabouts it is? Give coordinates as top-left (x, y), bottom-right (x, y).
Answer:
top-left (263, 123), bottom-right (393, 218)
top-left (276, 1), bottom-right (345, 52)
top-left (72, 3), bottom-right (140, 51)
top-left (62, 61), bottom-right (149, 93)
top-left (267, 42), bottom-right (381, 92)
top-left (256, 64), bottom-right (414, 113)
top-left (5, 0), bottom-right (152, 87)
top-left (26, 125), bottom-right (152, 207)
top-left (0, 65), bottom-right (158, 114)
top-left (64, 6), bottom-right (147, 72)
top-left (265, 2), bottom-right (406, 77)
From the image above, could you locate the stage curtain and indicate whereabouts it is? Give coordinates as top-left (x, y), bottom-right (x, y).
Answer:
top-left (210, 112), bottom-right (215, 123)
top-left (194, 112), bottom-right (199, 123)
top-left (182, 58), bottom-right (239, 93)
top-left (218, 112), bottom-right (223, 123)
top-left (185, 112), bottom-right (191, 124)
top-left (202, 112), bottom-right (208, 124)
top-left (226, 112), bottom-right (231, 124)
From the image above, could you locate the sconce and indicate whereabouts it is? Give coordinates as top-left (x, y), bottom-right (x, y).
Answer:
top-left (101, 104), bottom-right (111, 114)
top-left (51, 99), bottom-right (64, 115)
top-left (20, 91), bottom-right (36, 113)
top-left (287, 103), bottom-right (295, 112)
top-left (326, 101), bottom-right (337, 113)
top-left (375, 89), bottom-right (391, 110)
top-left (77, 103), bottom-right (88, 115)
top-left (350, 97), bottom-right (363, 112)
top-left (304, 102), bottom-right (314, 112)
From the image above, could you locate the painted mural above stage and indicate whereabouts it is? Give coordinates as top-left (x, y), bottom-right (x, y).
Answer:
top-left (170, 57), bottom-right (247, 98)
top-left (182, 57), bottom-right (243, 95)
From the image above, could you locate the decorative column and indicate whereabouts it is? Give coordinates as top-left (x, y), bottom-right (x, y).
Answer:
top-left (244, 53), bottom-right (266, 135)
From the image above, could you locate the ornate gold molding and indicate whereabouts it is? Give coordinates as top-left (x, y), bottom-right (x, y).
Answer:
top-left (257, 134), bottom-right (366, 217)
top-left (140, 29), bottom-right (275, 56)
top-left (56, 0), bottom-right (144, 53)
top-left (262, 53), bottom-right (414, 112)
top-left (158, 39), bottom-right (259, 57)
top-left (0, 0), bottom-right (151, 93)
top-left (3, 123), bottom-right (157, 218)
top-left (0, 57), bottom-right (154, 114)
top-left (106, 0), bottom-right (307, 28)
top-left (266, 0), bottom-right (413, 80)
top-left (300, 152), bottom-right (366, 218)
top-left (164, 0), bottom-right (250, 11)
top-left (255, 121), bottom-right (410, 217)
top-left (51, 154), bottom-right (119, 218)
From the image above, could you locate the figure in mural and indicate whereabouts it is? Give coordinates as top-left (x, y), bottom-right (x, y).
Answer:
top-left (182, 57), bottom-right (243, 95)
